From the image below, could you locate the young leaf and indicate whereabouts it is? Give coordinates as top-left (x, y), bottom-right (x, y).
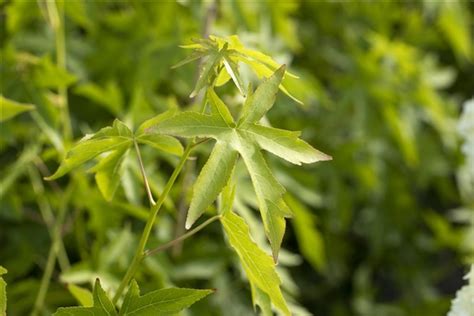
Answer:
top-left (221, 209), bottom-right (290, 315)
top-left (0, 266), bottom-right (7, 316)
top-left (91, 147), bottom-right (129, 202)
top-left (119, 280), bottom-right (214, 315)
top-left (68, 284), bottom-right (94, 307)
top-left (45, 120), bottom-right (133, 180)
top-left (0, 95), bottom-right (35, 122)
top-left (151, 67), bottom-right (331, 259)
top-left (177, 35), bottom-right (300, 101)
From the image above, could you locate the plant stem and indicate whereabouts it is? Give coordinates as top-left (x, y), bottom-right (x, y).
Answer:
top-left (112, 143), bottom-right (195, 303)
top-left (145, 215), bottom-right (221, 257)
top-left (31, 184), bottom-right (73, 316)
top-left (46, 0), bottom-right (72, 141)
top-left (28, 166), bottom-right (70, 272)
top-left (134, 139), bottom-right (156, 206)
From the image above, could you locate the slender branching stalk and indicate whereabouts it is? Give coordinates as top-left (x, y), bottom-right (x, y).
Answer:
top-left (28, 166), bottom-right (70, 272)
top-left (134, 139), bottom-right (156, 206)
top-left (145, 215), bottom-right (221, 257)
top-left (112, 143), bottom-right (195, 303)
top-left (31, 185), bottom-right (73, 316)
top-left (45, 0), bottom-right (72, 141)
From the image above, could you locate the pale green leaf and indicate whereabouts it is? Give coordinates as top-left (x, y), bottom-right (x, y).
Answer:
top-left (46, 120), bottom-right (133, 180)
top-left (221, 210), bottom-right (290, 316)
top-left (0, 266), bottom-right (7, 316)
top-left (91, 146), bottom-right (129, 201)
top-left (135, 110), bottom-right (177, 136)
top-left (246, 124), bottom-right (332, 165)
top-left (135, 134), bottom-right (183, 156)
top-left (0, 95), bottom-right (35, 122)
top-left (239, 65), bottom-right (286, 125)
top-left (223, 57), bottom-right (246, 96)
top-left (92, 279), bottom-right (117, 315)
top-left (68, 284), bottom-right (94, 307)
top-left (186, 141), bottom-right (238, 229)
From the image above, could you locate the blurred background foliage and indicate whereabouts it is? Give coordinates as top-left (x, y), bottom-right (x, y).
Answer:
top-left (0, 1), bottom-right (473, 315)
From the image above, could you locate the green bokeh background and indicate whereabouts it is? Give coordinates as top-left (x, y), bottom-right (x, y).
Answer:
top-left (1, 1), bottom-right (473, 315)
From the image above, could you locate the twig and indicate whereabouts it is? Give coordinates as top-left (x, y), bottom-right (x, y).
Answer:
top-left (145, 215), bottom-right (221, 257)
top-left (134, 139), bottom-right (156, 206)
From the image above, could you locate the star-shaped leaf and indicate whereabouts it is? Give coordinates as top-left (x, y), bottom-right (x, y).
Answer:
top-left (149, 66), bottom-right (331, 260)
top-left (46, 117), bottom-right (183, 201)
top-left (175, 35), bottom-right (302, 103)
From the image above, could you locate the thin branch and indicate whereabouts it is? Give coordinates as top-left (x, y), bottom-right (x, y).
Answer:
top-left (134, 139), bottom-right (156, 206)
top-left (145, 215), bottom-right (221, 257)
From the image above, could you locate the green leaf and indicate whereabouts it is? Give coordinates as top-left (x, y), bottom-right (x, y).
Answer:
top-left (221, 209), bottom-right (290, 315)
top-left (222, 56), bottom-right (246, 96)
top-left (151, 112), bottom-right (229, 139)
top-left (68, 284), bottom-right (94, 307)
top-left (239, 65), bottom-right (285, 125)
top-left (91, 146), bottom-right (129, 201)
top-left (120, 281), bottom-right (214, 315)
top-left (0, 95), bottom-right (35, 122)
top-left (54, 279), bottom-right (116, 316)
top-left (151, 67), bottom-right (330, 259)
top-left (93, 279), bottom-right (117, 315)
top-left (119, 280), bottom-right (140, 316)
top-left (135, 110), bottom-right (177, 136)
top-left (0, 266), bottom-right (7, 316)
top-left (190, 50), bottom-right (222, 98)
top-left (45, 120), bottom-right (133, 180)
top-left (135, 134), bottom-right (183, 156)
top-left (186, 141), bottom-right (238, 229)
top-left (246, 124), bottom-right (332, 165)
top-left (207, 89), bottom-right (235, 126)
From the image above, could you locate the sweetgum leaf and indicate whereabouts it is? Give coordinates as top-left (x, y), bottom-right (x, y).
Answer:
top-left (151, 66), bottom-right (331, 260)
